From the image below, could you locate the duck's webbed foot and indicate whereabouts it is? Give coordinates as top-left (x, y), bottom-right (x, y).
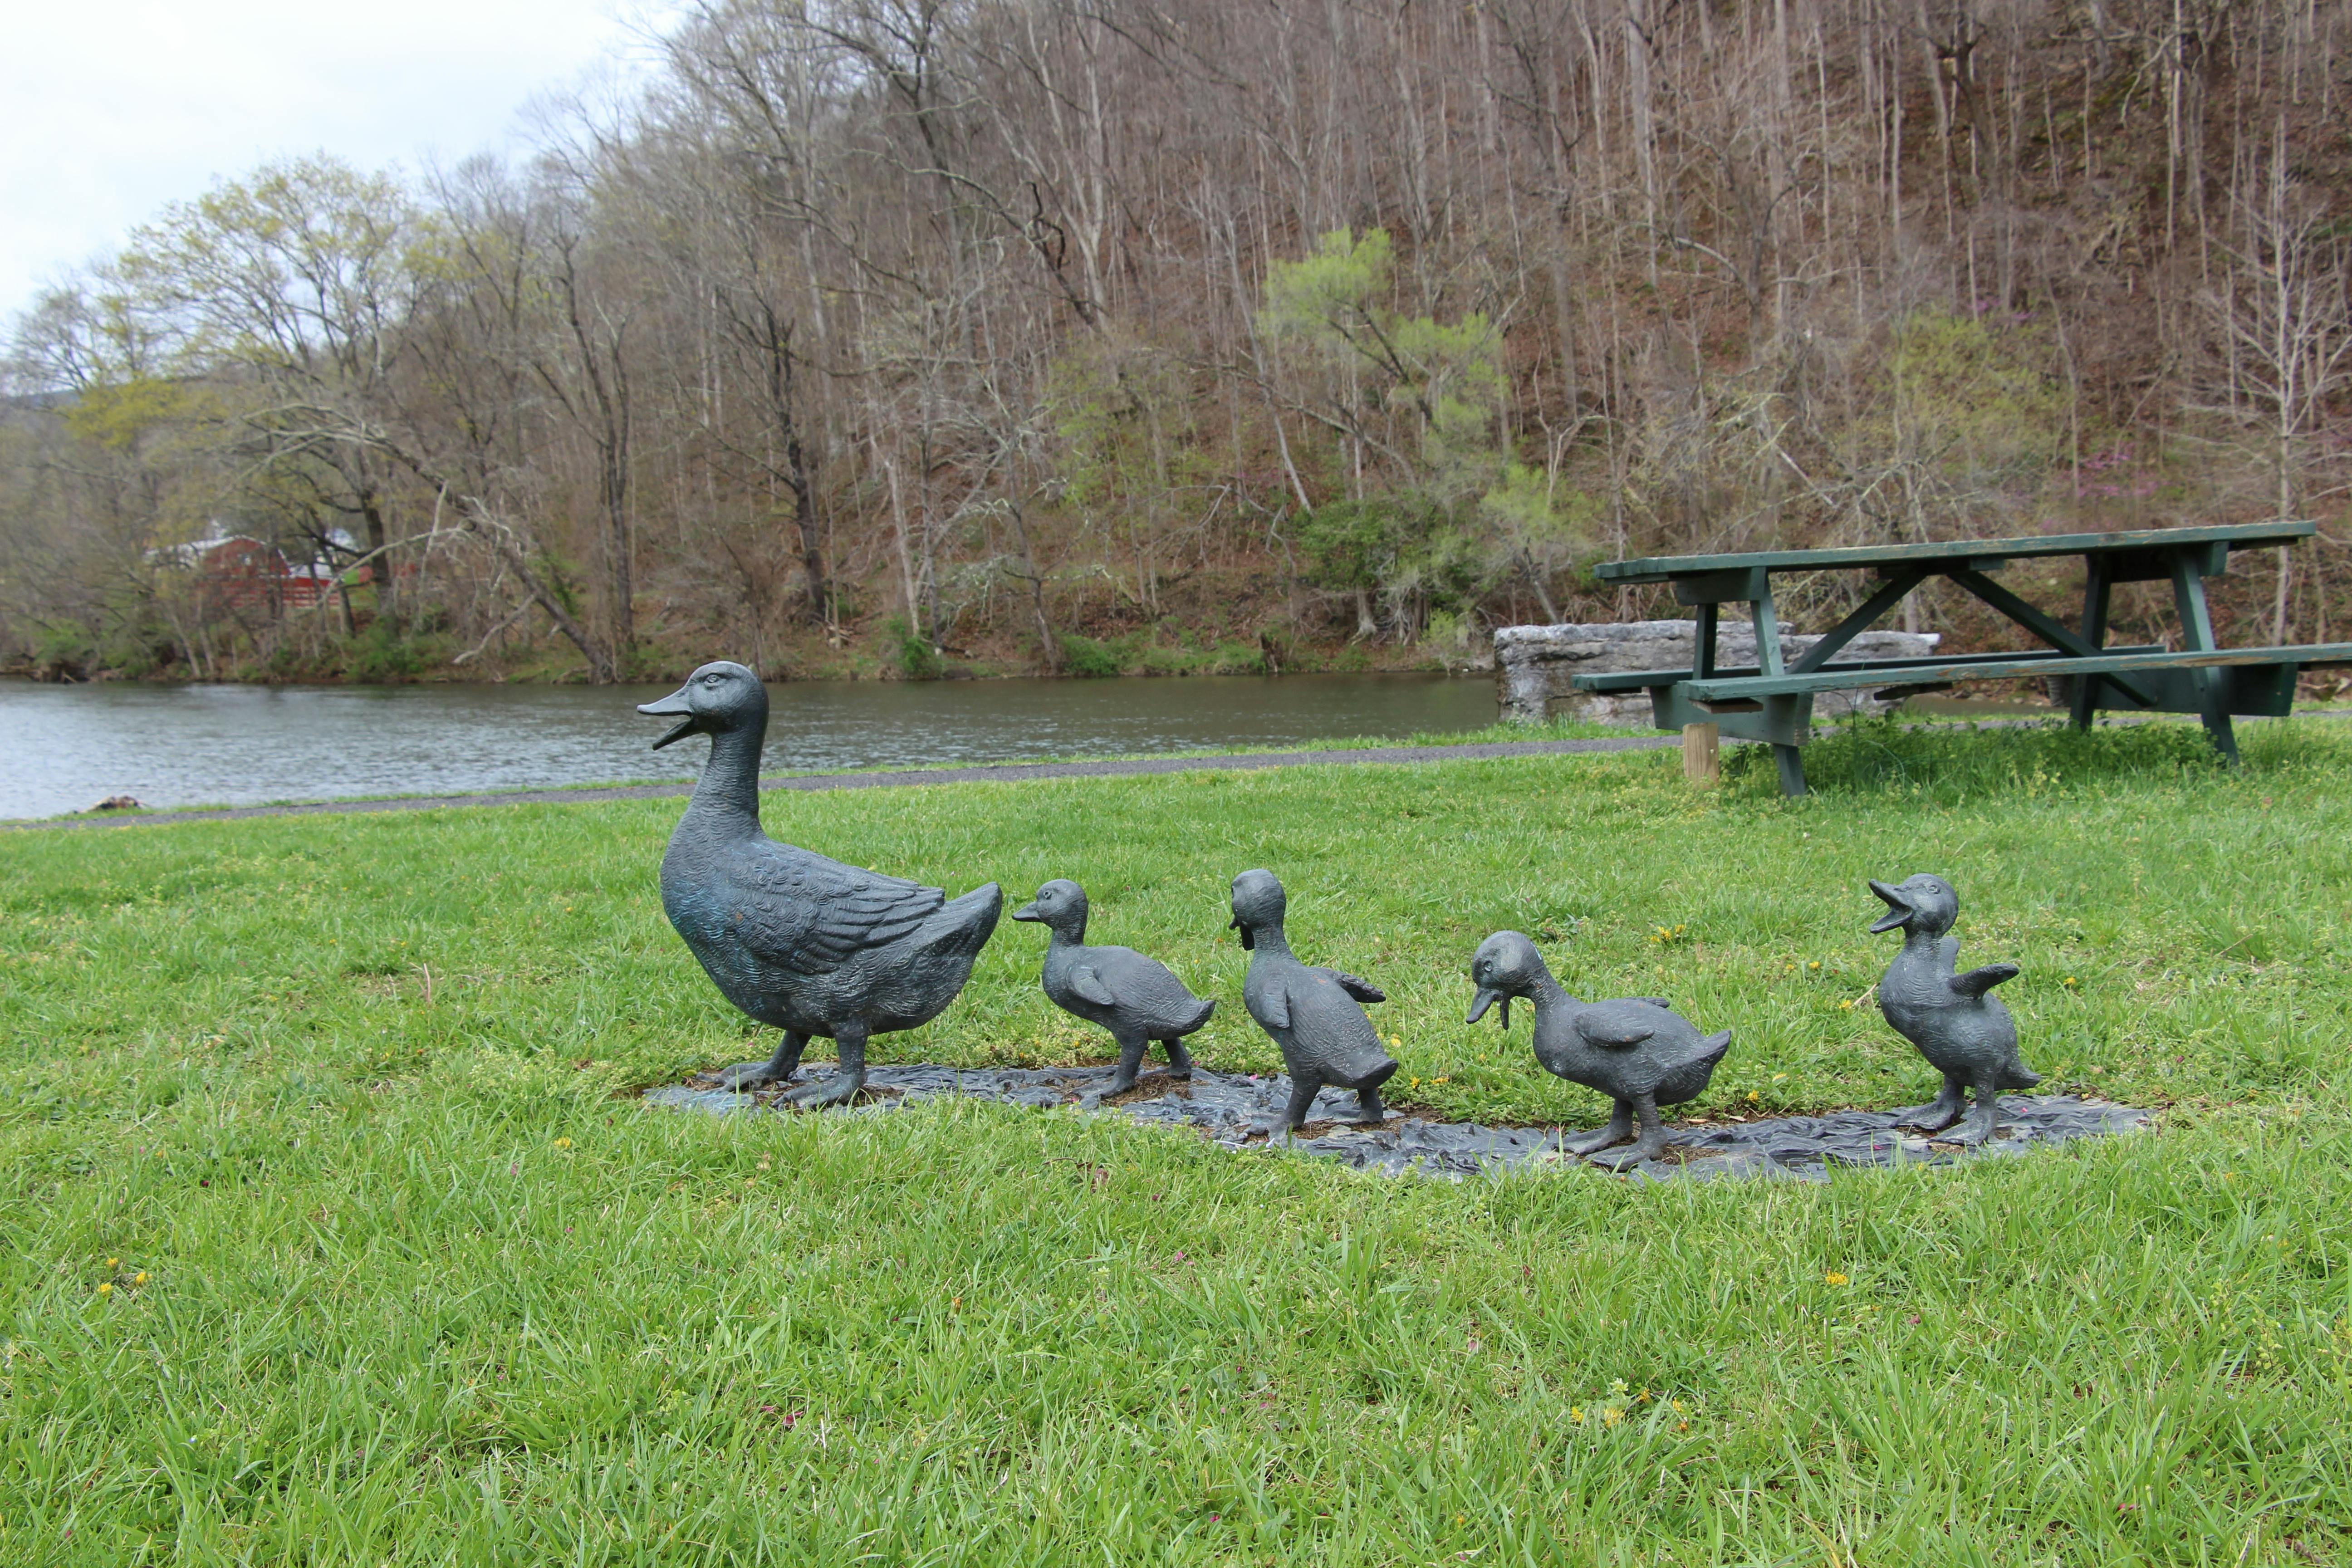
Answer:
top-left (720, 1031), bottom-right (807, 1091)
top-left (1559, 1101), bottom-right (1634, 1157)
top-left (1161, 1039), bottom-right (1196, 1080)
top-left (1587, 1099), bottom-right (1669, 1171)
top-left (780, 1029), bottom-right (867, 1108)
top-left (1896, 1074), bottom-right (1968, 1135)
top-left (1937, 1087), bottom-right (2004, 1147)
top-left (1352, 1084), bottom-right (1386, 1125)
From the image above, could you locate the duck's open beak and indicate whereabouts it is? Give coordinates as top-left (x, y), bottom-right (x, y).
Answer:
top-left (1230, 914), bottom-right (1254, 951)
top-left (1011, 902), bottom-right (1042, 923)
top-left (1867, 880), bottom-right (1912, 934)
top-left (1466, 987), bottom-right (1509, 1029)
top-left (637, 686), bottom-right (698, 750)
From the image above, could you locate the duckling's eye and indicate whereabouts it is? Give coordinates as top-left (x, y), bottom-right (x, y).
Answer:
top-left (702, 674), bottom-right (723, 685)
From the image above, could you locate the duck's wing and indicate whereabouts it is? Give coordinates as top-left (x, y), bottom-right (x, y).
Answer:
top-left (1950, 963), bottom-right (2019, 998)
top-left (1245, 973), bottom-right (1292, 1032)
top-left (1065, 964), bottom-right (1117, 1008)
top-left (1327, 970), bottom-right (1385, 1004)
top-left (726, 840), bottom-right (945, 979)
top-left (1573, 1001), bottom-right (1659, 1049)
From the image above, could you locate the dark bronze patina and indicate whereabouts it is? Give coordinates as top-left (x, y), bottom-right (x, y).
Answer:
top-left (1468, 930), bottom-right (1732, 1169)
top-left (639, 662), bottom-right (1000, 1107)
top-left (1230, 869), bottom-right (1398, 1131)
top-left (1868, 874), bottom-right (2038, 1145)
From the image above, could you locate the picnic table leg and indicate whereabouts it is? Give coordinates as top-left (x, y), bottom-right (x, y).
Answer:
top-left (2169, 554), bottom-right (2240, 763)
top-left (1750, 592), bottom-right (1808, 796)
top-left (2070, 557), bottom-right (2112, 730)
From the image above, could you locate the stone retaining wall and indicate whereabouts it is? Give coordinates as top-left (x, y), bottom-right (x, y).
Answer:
top-left (1494, 621), bottom-right (1941, 724)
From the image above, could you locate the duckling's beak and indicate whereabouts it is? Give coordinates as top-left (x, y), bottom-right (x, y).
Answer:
top-left (1011, 902), bottom-right (1042, 923)
top-left (1466, 987), bottom-right (1509, 1029)
top-left (637, 686), bottom-right (698, 750)
top-left (1867, 880), bottom-right (1912, 934)
top-left (1230, 914), bottom-right (1254, 951)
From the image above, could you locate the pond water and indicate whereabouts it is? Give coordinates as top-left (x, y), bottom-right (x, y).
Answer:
top-left (0, 672), bottom-right (1502, 820)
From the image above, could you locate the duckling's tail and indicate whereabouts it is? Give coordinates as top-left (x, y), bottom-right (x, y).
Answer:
top-left (1699, 1029), bottom-right (1734, 1069)
top-left (1179, 995), bottom-right (1216, 1035)
top-left (2002, 1063), bottom-right (2041, 1091)
top-left (1333, 1048), bottom-right (1399, 1093)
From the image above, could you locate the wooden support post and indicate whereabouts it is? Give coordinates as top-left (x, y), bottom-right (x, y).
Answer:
top-left (2169, 553), bottom-right (2239, 762)
top-left (1682, 722), bottom-right (1720, 784)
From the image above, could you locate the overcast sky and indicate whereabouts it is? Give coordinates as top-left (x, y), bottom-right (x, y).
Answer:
top-left (0, 0), bottom-right (669, 321)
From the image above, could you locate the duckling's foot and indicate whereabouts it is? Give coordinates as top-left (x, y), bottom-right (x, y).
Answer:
top-left (1559, 1102), bottom-right (1635, 1156)
top-left (1586, 1099), bottom-right (1668, 1171)
top-left (719, 1031), bottom-right (807, 1091)
top-left (1106, 1035), bottom-right (1149, 1096)
top-left (1274, 1074), bottom-right (1323, 1133)
top-left (1161, 1039), bottom-right (1195, 1080)
top-left (1351, 1086), bottom-right (1386, 1125)
top-left (1936, 1093), bottom-right (2004, 1147)
top-left (1588, 1130), bottom-right (1670, 1171)
top-left (1895, 1075), bottom-right (1967, 1134)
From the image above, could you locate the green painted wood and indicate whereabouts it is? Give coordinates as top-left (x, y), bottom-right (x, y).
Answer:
top-left (2069, 556), bottom-right (2112, 729)
top-left (1677, 643), bottom-right (2352, 701)
top-left (1570, 646), bottom-right (2166, 693)
top-left (1671, 567), bottom-right (1770, 605)
top-left (1789, 569), bottom-right (1926, 674)
top-left (1946, 567), bottom-right (2157, 706)
top-left (1593, 521), bottom-right (2317, 583)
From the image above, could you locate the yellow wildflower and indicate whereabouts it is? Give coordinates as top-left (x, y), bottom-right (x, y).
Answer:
top-left (133, 1272), bottom-right (148, 1286)
top-left (554, 1137), bottom-right (573, 1150)
top-left (96, 1283), bottom-right (111, 1296)
top-left (1602, 1406), bottom-right (1623, 1426)
top-left (1825, 1272), bottom-right (1849, 1286)
top-left (106, 1257), bottom-right (118, 1268)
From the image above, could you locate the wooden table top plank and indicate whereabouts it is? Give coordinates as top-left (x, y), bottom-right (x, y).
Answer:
top-left (1594, 522), bottom-right (2318, 583)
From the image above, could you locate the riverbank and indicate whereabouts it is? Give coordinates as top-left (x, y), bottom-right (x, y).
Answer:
top-left (4, 722), bottom-right (2348, 1558)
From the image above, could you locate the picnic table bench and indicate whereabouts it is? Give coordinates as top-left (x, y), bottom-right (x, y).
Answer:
top-left (1572, 521), bottom-right (2352, 796)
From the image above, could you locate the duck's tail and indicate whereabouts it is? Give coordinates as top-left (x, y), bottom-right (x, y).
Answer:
top-left (1698, 1029), bottom-right (1734, 1069)
top-left (1179, 995), bottom-right (1216, 1035)
top-left (915, 882), bottom-right (1004, 962)
top-left (2001, 1062), bottom-right (2041, 1091)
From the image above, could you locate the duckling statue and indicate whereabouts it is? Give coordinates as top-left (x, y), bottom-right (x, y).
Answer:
top-left (1868, 874), bottom-right (2037, 1146)
top-left (638, 662), bottom-right (1002, 1107)
top-left (1012, 879), bottom-right (1214, 1093)
top-left (1467, 930), bottom-right (1732, 1169)
top-left (1229, 869), bottom-right (1398, 1131)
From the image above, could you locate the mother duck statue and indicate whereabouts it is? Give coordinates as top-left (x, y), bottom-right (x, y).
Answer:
top-left (639, 662), bottom-right (1002, 1106)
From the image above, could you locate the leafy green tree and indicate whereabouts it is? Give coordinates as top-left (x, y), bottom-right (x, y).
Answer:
top-left (1477, 463), bottom-right (1599, 622)
top-left (1259, 229), bottom-right (1508, 506)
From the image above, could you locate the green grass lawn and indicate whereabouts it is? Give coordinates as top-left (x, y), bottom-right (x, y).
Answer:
top-left (3, 719), bottom-right (2349, 1564)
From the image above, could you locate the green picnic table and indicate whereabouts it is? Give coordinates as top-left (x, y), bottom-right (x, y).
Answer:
top-left (1572, 521), bottom-right (2352, 796)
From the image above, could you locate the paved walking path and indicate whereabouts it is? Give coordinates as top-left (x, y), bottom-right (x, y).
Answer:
top-left (14, 707), bottom-right (2344, 833)
top-left (4, 735), bottom-right (1675, 832)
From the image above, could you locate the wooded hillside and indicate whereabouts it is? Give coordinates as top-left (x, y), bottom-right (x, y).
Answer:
top-left (3, 0), bottom-right (2347, 684)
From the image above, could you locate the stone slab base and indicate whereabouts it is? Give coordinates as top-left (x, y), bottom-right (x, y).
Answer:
top-left (1493, 621), bottom-right (1941, 725)
top-left (645, 1063), bottom-right (2146, 1183)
